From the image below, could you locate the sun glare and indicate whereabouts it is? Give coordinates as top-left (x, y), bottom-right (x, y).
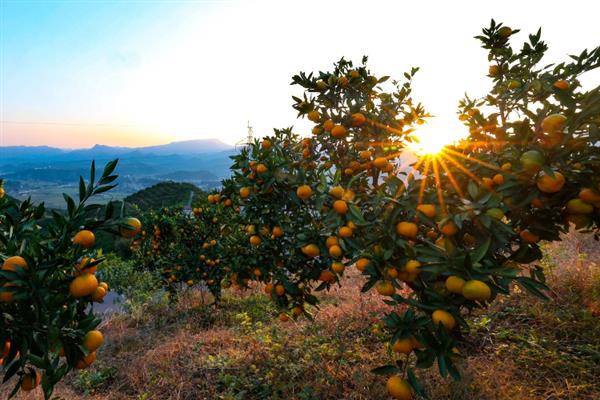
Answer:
top-left (407, 118), bottom-right (468, 156)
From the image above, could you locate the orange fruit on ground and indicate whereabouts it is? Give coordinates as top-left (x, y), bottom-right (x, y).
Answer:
top-left (536, 171), bottom-right (565, 193)
top-left (445, 276), bottom-right (466, 294)
top-left (120, 217), bottom-right (142, 239)
top-left (272, 226), bottom-right (284, 238)
top-left (20, 371), bottom-right (41, 391)
top-left (329, 186), bottom-right (344, 199)
top-left (73, 230), bottom-right (95, 248)
top-left (338, 226), bottom-right (353, 238)
top-left (240, 187), bottom-right (251, 198)
top-left (296, 185), bottom-right (313, 200)
top-left (386, 376), bottom-right (413, 400)
top-left (331, 124), bottom-right (347, 138)
top-left (462, 280), bottom-right (492, 301)
top-left (519, 229), bottom-right (540, 244)
top-left (376, 281), bottom-right (395, 296)
top-left (396, 221), bottom-right (418, 239)
top-left (76, 351), bottom-right (96, 369)
top-left (249, 235), bottom-right (262, 246)
top-left (325, 236), bottom-right (338, 248)
top-left (373, 157), bottom-right (389, 170)
top-left (301, 244), bottom-right (320, 258)
top-left (83, 330), bottom-right (104, 352)
top-left (331, 261), bottom-right (345, 274)
top-left (2, 256), bottom-right (28, 271)
top-left (439, 220), bottom-right (458, 236)
top-left (404, 260), bottom-right (421, 274)
top-left (392, 338), bottom-right (414, 354)
top-left (329, 245), bottom-right (342, 258)
top-left (350, 112), bottom-right (366, 127)
top-left (355, 258), bottom-right (370, 271)
top-left (416, 204), bottom-right (435, 218)
top-left (333, 200), bottom-right (348, 214)
top-left (70, 273), bottom-right (99, 298)
top-left (541, 113), bottom-right (567, 133)
top-left (92, 286), bottom-right (107, 302)
top-left (307, 110), bottom-right (321, 122)
top-left (432, 310), bottom-right (456, 330)
top-left (566, 198), bottom-right (594, 214)
top-left (579, 188), bottom-right (600, 204)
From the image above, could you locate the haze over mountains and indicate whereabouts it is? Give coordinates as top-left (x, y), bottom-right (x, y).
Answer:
top-left (0, 139), bottom-right (236, 208)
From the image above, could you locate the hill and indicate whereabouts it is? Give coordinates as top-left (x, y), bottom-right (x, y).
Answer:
top-left (124, 181), bottom-right (205, 210)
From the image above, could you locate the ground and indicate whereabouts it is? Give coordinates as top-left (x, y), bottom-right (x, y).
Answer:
top-left (4, 231), bottom-right (600, 400)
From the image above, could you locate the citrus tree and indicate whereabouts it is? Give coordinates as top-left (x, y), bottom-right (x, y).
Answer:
top-left (0, 160), bottom-right (141, 399)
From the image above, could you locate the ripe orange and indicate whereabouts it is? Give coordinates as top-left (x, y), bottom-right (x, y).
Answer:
top-left (319, 270), bottom-right (335, 282)
top-left (373, 157), bottom-right (389, 170)
top-left (329, 186), bottom-right (344, 199)
top-left (256, 164), bottom-right (268, 174)
top-left (329, 245), bottom-right (342, 258)
top-left (323, 119), bottom-right (334, 132)
top-left (386, 376), bottom-right (412, 400)
top-left (376, 281), bottom-right (395, 296)
top-left (445, 276), bottom-right (465, 294)
top-left (404, 260), bottom-right (421, 274)
top-left (497, 26), bottom-right (512, 38)
top-left (333, 200), bottom-right (348, 214)
top-left (2, 256), bottom-right (28, 272)
top-left (579, 188), bottom-right (600, 204)
top-left (73, 230), bottom-right (95, 248)
top-left (351, 112), bottom-right (366, 127)
top-left (249, 235), bottom-right (262, 246)
top-left (536, 171), bottom-right (565, 193)
top-left (501, 162), bottom-right (512, 172)
top-left (70, 273), bottom-right (99, 298)
top-left (439, 220), bottom-right (458, 236)
top-left (275, 284), bottom-right (285, 296)
top-left (120, 217), bottom-right (142, 239)
top-left (301, 244), bottom-right (320, 257)
top-left (83, 330), bottom-right (104, 352)
top-left (307, 110), bottom-right (321, 122)
top-left (432, 310), bottom-right (456, 330)
top-left (553, 79), bottom-right (569, 90)
top-left (392, 338), bottom-right (414, 354)
top-left (462, 280), bottom-right (492, 301)
top-left (20, 371), bottom-right (41, 391)
top-left (541, 113), bottom-right (567, 133)
top-left (359, 150), bottom-right (372, 160)
top-left (396, 221), bottom-right (418, 239)
top-left (338, 226), bottom-right (353, 238)
top-left (492, 173), bottom-right (504, 185)
top-left (279, 313), bottom-right (290, 322)
top-left (76, 351), bottom-right (96, 369)
top-left (488, 65), bottom-right (500, 76)
top-left (296, 185), bottom-right (313, 200)
top-left (416, 204), bottom-right (435, 218)
top-left (91, 286), bottom-right (107, 302)
top-left (519, 229), bottom-right (540, 244)
top-left (331, 124), bottom-right (347, 138)
top-left (331, 261), bottom-right (345, 274)
top-left (355, 258), bottom-right (370, 271)
top-left (0, 283), bottom-right (15, 302)
top-left (240, 187), bottom-right (251, 198)
top-left (272, 226), bottom-right (284, 238)
top-left (261, 139), bottom-right (271, 149)
top-left (264, 283), bottom-right (273, 296)
top-left (325, 236), bottom-right (338, 248)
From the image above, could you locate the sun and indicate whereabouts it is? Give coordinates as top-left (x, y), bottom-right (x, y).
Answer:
top-left (406, 118), bottom-right (467, 156)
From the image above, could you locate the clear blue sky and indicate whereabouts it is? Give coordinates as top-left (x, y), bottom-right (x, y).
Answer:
top-left (2, 0), bottom-right (599, 148)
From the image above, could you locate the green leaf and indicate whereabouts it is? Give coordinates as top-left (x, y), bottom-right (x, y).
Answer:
top-left (370, 365), bottom-right (399, 375)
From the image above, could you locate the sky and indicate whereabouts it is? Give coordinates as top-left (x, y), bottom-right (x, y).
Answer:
top-left (1, 0), bottom-right (599, 149)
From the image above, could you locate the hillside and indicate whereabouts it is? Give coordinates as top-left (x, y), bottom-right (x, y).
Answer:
top-left (124, 181), bottom-right (205, 210)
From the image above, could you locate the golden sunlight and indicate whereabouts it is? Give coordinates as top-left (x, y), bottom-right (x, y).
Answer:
top-left (407, 118), bottom-right (468, 156)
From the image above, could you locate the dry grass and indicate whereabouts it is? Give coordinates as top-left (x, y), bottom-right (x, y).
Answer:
top-left (3, 230), bottom-right (599, 400)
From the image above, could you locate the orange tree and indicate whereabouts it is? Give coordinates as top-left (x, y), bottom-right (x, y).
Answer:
top-left (0, 160), bottom-right (141, 398)
top-left (129, 193), bottom-right (238, 300)
top-left (225, 22), bottom-right (599, 399)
